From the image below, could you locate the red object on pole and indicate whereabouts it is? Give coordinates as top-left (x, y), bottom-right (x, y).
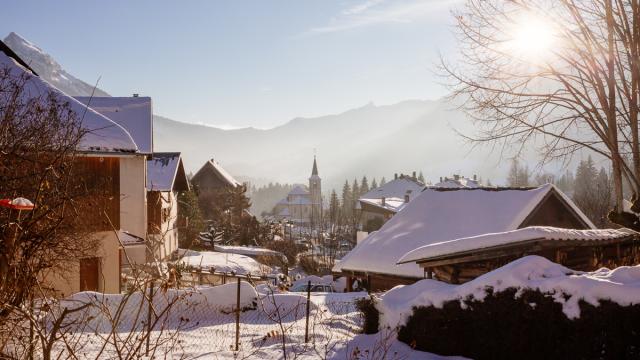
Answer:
top-left (0, 198), bottom-right (34, 211)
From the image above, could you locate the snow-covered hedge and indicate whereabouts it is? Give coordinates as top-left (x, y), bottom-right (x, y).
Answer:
top-left (373, 256), bottom-right (640, 359)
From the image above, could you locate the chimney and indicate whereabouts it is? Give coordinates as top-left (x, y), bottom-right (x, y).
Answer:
top-left (404, 194), bottom-right (410, 203)
top-left (394, 173), bottom-right (398, 180)
top-left (381, 197), bottom-right (386, 206)
top-left (454, 174), bottom-right (460, 181)
top-left (412, 171), bottom-right (416, 179)
top-left (439, 177), bottom-right (443, 183)
top-left (133, 93), bottom-right (139, 97)
top-left (473, 174), bottom-right (477, 181)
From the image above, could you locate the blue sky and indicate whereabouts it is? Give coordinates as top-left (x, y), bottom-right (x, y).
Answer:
top-left (0, 0), bottom-right (459, 129)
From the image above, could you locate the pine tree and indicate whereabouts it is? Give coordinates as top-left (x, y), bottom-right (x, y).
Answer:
top-left (178, 189), bottom-right (204, 248)
top-left (360, 176), bottom-right (369, 196)
top-left (341, 180), bottom-right (352, 218)
top-left (380, 177), bottom-right (387, 186)
top-left (329, 189), bottom-right (340, 225)
top-left (371, 178), bottom-right (378, 190)
top-left (507, 159), bottom-right (530, 187)
top-left (574, 156), bottom-right (611, 227)
top-left (352, 178), bottom-right (360, 202)
top-left (418, 171), bottom-right (425, 183)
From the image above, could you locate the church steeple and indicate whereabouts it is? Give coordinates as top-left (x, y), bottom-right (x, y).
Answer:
top-left (311, 155), bottom-right (319, 176)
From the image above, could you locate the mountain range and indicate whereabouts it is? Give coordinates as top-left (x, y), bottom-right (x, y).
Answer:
top-left (3, 32), bottom-right (529, 191)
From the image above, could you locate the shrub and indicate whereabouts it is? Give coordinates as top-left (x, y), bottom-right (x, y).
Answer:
top-left (397, 288), bottom-right (640, 360)
top-left (355, 296), bottom-right (379, 334)
top-left (298, 256), bottom-right (321, 275)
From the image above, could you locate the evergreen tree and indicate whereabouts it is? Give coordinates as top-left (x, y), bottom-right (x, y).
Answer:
top-left (329, 189), bottom-right (340, 225)
top-left (371, 178), bottom-right (378, 190)
top-left (341, 180), bottom-right (352, 218)
top-left (418, 171), bottom-right (425, 183)
top-left (178, 189), bottom-right (204, 248)
top-left (380, 177), bottom-right (387, 186)
top-left (507, 159), bottom-right (530, 187)
top-left (360, 176), bottom-right (369, 196)
top-left (352, 178), bottom-right (360, 203)
top-left (574, 157), bottom-right (611, 227)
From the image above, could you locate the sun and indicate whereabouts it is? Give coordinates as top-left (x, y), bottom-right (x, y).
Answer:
top-left (507, 15), bottom-right (557, 60)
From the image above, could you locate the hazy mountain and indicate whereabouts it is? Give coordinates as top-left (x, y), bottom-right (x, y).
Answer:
top-left (3, 32), bottom-right (110, 97)
top-left (4, 32), bottom-right (539, 191)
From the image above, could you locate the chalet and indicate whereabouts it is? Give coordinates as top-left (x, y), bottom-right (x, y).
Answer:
top-left (0, 41), bottom-right (140, 296)
top-left (333, 184), bottom-right (596, 292)
top-left (398, 226), bottom-right (640, 284)
top-left (146, 152), bottom-right (190, 261)
top-left (74, 96), bottom-right (154, 267)
top-left (191, 158), bottom-right (241, 192)
top-left (357, 174), bottom-right (424, 231)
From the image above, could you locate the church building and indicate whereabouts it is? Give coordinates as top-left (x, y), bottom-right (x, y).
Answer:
top-left (273, 157), bottom-right (323, 226)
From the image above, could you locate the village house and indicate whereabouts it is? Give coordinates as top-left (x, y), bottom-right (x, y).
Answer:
top-left (273, 157), bottom-right (322, 227)
top-left (334, 184), bottom-right (597, 292)
top-left (74, 96), bottom-right (154, 266)
top-left (146, 152), bottom-right (190, 260)
top-left (357, 173), bottom-right (424, 231)
top-left (191, 158), bottom-right (241, 191)
top-left (0, 41), bottom-right (142, 296)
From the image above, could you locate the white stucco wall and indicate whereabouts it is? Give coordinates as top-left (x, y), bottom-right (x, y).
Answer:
top-left (120, 156), bottom-right (147, 238)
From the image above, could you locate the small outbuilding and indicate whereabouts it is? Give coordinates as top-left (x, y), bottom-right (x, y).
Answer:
top-left (398, 226), bottom-right (640, 284)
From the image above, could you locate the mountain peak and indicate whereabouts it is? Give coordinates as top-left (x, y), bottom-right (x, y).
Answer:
top-left (3, 32), bottom-right (110, 97)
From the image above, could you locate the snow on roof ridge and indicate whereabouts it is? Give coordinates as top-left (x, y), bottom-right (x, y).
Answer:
top-left (398, 226), bottom-right (638, 264)
top-left (0, 50), bottom-right (138, 153)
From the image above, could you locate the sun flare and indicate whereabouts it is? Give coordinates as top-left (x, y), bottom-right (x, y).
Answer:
top-left (508, 16), bottom-right (557, 60)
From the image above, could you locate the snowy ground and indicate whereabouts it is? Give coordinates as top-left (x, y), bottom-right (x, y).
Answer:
top-left (41, 285), bottom-right (460, 359)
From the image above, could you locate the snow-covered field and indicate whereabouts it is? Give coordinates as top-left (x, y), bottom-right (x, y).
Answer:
top-left (40, 284), bottom-right (457, 359)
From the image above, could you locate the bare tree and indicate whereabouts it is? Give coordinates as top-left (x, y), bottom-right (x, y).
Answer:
top-left (445, 0), bottom-right (640, 227)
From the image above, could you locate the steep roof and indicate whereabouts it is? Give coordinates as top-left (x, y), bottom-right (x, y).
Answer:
top-left (311, 156), bottom-right (319, 176)
top-left (398, 226), bottom-right (637, 264)
top-left (147, 152), bottom-right (190, 192)
top-left (335, 184), bottom-right (595, 278)
top-left (192, 158), bottom-right (241, 188)
top-left (0, 41), bottom-right (137, 153)
top-left (75, 96), bottom-right (153, 154)
top-left (288, 185), bottom-right (310, 196)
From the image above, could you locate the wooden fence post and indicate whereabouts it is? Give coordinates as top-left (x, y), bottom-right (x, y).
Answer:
top-left (235, 278), bottom-right (241, 351)
top-left (304, 280), bottom-right (311, 343)
top-left (146, 282), bottom-right (154, 356)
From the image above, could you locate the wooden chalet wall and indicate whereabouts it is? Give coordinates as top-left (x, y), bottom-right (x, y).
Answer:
top-left (74, 157), bottom-right (120, 231)
top-left (521, 192), bottom-right (588, 229)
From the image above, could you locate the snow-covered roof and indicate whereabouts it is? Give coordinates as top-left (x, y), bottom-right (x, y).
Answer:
top-left (213, 245), bottom-right (286, 261)
top-left (335, 184), bottom-right (595, 278)
top-left (147, 152), bottom-right (189, 192)
top-left (360, 177), bottom-right (424, 201)
top-left (399, 226), bottom-right (638, 264)
top-left (192, 158), bottom-right (241, 187)
top-left (432, 176), bottom-right (480, 188)
top-left (75, 96), bottom-right (153, 154)
top-left (0, 45), bottom-right (138, 153)
top-left (178, 249), bottom-right (268, 276)
top-left (288, 185), bottom-right (310, 196)
top-left (358, 197), bottom-right (408, 213)
top-left (117, 230), bottom-right (146, 246)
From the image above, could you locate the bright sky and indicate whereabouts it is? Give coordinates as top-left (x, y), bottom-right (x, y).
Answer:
top-left (0, 0), bottom-right (459, 129)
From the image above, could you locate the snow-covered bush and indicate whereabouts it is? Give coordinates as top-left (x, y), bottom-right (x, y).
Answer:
top-left (374, 256), bottom-right (640, 359)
